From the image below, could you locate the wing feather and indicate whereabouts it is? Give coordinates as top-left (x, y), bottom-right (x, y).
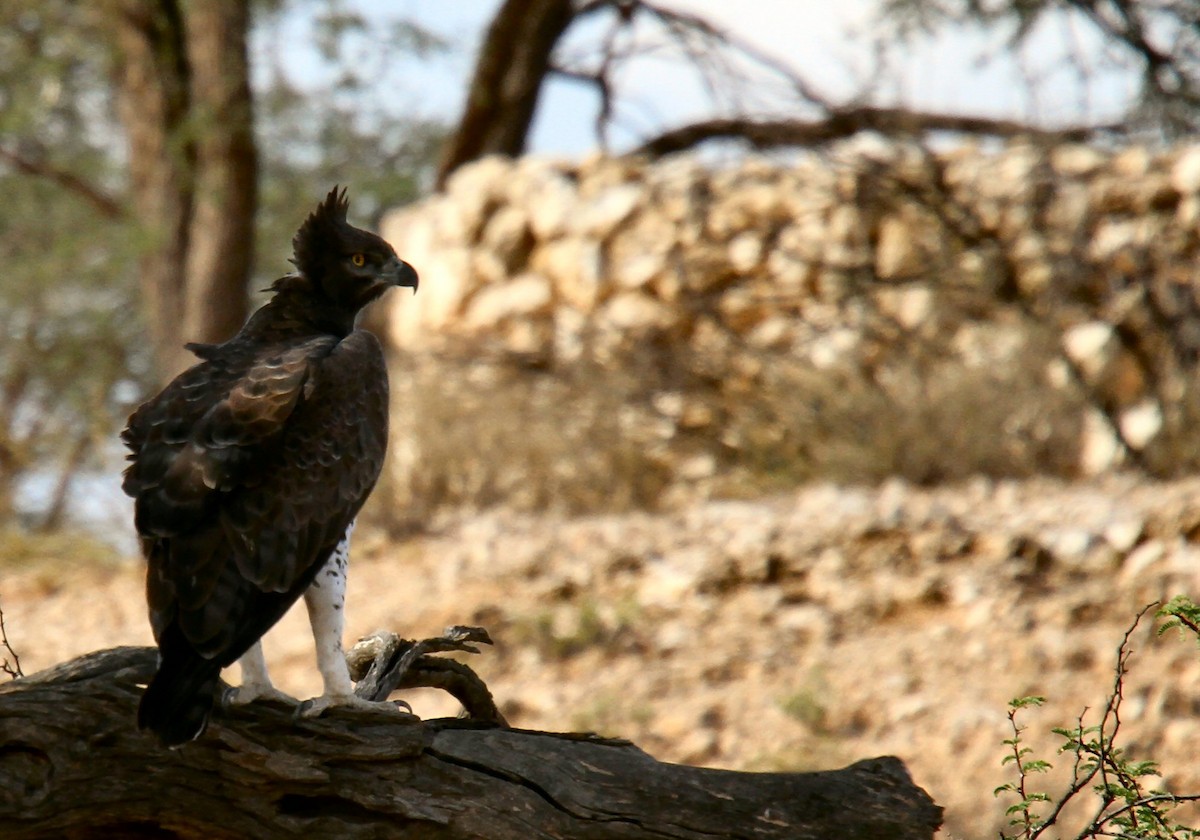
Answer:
top-left (221, 331), bottom-right (388, 592)
top-left (128, 329), bottom-right (389, 664)
top-left (127, 337), bottom-right (337, 536)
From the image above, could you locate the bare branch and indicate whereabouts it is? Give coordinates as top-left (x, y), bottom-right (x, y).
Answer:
top-left (0, 146), bottom-right (125, 220)
top-left (629, 109), bottom-right (1120, 157)
top-left (631, 0), bottom-right (833, 109)
top-left (549, 18), bottom-right (618, 151)
top-left (347, 625), bottom-right (507, 725)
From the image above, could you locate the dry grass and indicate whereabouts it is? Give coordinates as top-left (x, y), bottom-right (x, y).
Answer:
top-left (381, 355), bottom-right (676, 524)
top-left (0, 526), bottom-right (124, 575)
top-left (378, 320), bottom-right (1092, 527)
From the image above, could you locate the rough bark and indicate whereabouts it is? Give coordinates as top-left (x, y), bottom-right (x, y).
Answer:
top-left (107, 0), bottom-right (254, 381)
top-left (434, 0), bottom-right (574, 190)
top-left (0, 647), bottom-right (942, 839)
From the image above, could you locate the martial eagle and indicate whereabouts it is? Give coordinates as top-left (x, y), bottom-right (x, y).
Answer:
top-left (123, 187), bottom-right (418, 746)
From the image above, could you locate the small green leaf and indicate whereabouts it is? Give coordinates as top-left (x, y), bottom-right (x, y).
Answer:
top-left (1009, 696), bottom-right (1047, 709)
top-left (1125, 760), bottom-right (1159, 776)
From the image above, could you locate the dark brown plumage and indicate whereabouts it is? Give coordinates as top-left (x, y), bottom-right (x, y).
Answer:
top-left (124, 187), bottom-right (417, 746)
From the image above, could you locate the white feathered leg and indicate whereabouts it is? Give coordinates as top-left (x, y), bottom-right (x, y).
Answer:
top-left (223, 640), bottom-right (297, 707)
top-left (298, 522), bottom-right (404, 718)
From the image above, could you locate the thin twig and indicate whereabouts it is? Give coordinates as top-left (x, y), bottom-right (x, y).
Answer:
top-left (633, 0), bottom-right (832, 108)
top-left (1064, 604), bottom-right (1166, 840)
top-left (1005, 707), bottom-right (1039, 838)
top-left (0, 146), bottom-right (125, 220)
top-left (1009, 603), bottom-right (1200, 840)
top-left (0, 596), bottom-right (23, 680)
top-left (1100, 792), bottom-right (1200, 829)
top-left (1031, 708), bottom-right (1099, 838)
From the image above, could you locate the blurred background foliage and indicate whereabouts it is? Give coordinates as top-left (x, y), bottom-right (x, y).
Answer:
top-left (0, 0), bottom-right (1196, 544)
top-left (0, 2), bottom-right (137, 532)
top-left (0, 0), bottom-right (447, 534)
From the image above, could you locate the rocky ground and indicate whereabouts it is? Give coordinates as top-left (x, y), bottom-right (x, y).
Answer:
top-left (6, 474), bottom-right (1200, 838)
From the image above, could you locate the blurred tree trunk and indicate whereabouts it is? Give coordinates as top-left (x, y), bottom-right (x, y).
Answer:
top-left (108, 0), bottom-right (256, 381)
top-left (36, 432), bottom-right (92, 532)
top-left (434, 0), bottom-right (573, 190)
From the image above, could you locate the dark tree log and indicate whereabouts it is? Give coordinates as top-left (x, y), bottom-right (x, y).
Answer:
top-left (0, 648), bottom-right (942, 839)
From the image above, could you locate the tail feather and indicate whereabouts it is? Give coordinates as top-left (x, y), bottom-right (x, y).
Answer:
top-left (138, 649), bottom-right (221, 747)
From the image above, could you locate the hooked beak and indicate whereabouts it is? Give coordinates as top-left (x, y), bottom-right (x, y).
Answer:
top-left (386, 255), bottom-right (419, 294)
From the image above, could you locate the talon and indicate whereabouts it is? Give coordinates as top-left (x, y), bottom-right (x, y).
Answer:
top-left (296, 693), bottom-right (416, 719)
top-left (223, 683), bottom-right (297, 709)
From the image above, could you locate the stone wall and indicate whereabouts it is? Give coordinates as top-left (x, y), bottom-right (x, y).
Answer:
top-left (378, 143), bottom-right (1200, 517)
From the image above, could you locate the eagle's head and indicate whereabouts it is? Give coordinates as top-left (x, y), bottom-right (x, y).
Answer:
top-left (291, 187), bottom-right (418, 311)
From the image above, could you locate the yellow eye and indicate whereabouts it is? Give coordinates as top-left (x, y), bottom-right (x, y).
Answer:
top-left (351, 253), bottom-right (365, 267)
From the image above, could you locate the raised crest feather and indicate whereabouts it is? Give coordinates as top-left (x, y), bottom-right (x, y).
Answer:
top-left (291, 186), bottom-right (350, 280)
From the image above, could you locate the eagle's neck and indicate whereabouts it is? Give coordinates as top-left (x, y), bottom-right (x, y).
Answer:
top-left (244, 275), bottom-right (357, 340)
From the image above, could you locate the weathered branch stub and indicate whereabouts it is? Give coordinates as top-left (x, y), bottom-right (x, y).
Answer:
top-left (0, 646), bottom-right (942, 839)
